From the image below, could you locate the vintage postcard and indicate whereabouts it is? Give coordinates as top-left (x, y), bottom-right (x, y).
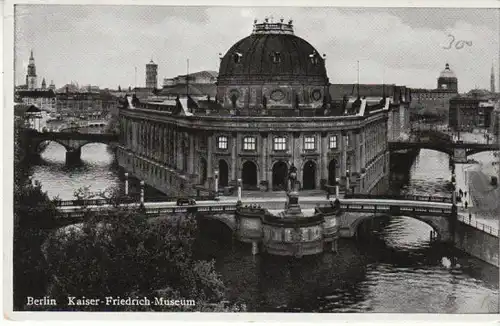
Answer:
top-left (3, 0), bottom-right (500, 323)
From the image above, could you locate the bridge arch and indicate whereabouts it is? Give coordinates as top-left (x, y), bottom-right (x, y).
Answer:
top-left (347, 212), bottom-right (451, 242)
top-left (35, 139), bottom-right (71, 153)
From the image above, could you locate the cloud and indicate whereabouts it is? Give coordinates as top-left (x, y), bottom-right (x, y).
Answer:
top-left (14, 6), bottom-right (499, 92)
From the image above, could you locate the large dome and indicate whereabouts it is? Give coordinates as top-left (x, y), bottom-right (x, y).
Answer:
top-left (218, 19), bottom-right (328, 84)
top-left (439, 63), bottom-right (456, 79)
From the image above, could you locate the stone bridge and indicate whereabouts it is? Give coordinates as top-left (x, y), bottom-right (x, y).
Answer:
top-left (25, 129), bottom-right (119, 164)
top-left (316, 200), bottom-right (456, 242)
top-left (56, 197), bottom-right (457, 241)
top-left (389, 141), bottom-right (499, 162)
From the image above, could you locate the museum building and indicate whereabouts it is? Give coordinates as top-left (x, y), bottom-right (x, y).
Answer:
top-left (117, 19), bottom-right (403, 196)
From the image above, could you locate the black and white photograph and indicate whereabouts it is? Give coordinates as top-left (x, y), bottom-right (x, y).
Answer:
top-left (5, 0), bottom-right (500, 319)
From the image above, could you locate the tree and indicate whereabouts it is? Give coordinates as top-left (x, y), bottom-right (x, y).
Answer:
top-left (39, 189), bottom-right (244, 312)
top-left (13, 119), bottom-right (60, 310)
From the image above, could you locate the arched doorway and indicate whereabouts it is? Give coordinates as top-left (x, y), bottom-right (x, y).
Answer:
top-left (242, 161), bottom-right (257, 189)
top-left (328, 159), bottom-right (337, 185)
top-left (272, 161), bottom-right (288, 191)
top-left (218, 159), bottom-right (229, 187)
top-left (302, 160), bottom-right (316, 190)
top-left (199, 158), bottom-right (207, 185)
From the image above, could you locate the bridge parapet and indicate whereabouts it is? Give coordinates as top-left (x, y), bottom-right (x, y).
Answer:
top-left (345, 193), bottom-right (453, 203)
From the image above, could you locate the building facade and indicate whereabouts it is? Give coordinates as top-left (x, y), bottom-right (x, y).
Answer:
top-left (410, 63), bottom-right (459, 119)
top-left (146, 60), bottom-right (158, 89)
top-left (55, 89), bottom-right (117, 117)
top-left (449, 94), bottom-right (496, 130)
top-left (117, 19), bottom-right (395, 196)
top-left (16, 89), bottom-right (57, 112)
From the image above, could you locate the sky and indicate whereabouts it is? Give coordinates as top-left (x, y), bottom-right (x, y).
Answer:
top-left (14, 5), bottom-right (500, 92)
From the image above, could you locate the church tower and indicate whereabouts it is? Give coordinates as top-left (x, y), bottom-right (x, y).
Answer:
top-left (146, 59), bottom-right (158, 89)
top-left (26, 50), bottom-right (37, 90)
top-left (491, 64), bottom-right (496, 93)
top-left (41, 77), bottom-right (46, 90)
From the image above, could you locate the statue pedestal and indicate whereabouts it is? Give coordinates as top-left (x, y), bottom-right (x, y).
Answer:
top-left (284, 190), bottom-right (304, 218)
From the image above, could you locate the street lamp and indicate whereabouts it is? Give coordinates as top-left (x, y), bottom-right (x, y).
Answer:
top-left (214, 169), bottom-right (219, 195)
top-left (346, 169), bottom-right (350, 192)
top-left (140, 180), bottom-right (145, 204)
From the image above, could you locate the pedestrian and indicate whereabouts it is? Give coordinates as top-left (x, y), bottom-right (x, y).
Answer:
top-left (459, 189), bottom-right (463, 198)
top-left (469, 212), bottom-right (472, 223)
top-left (326, 192), bottom-right (330, 200)
top-left (465, 201), bottom-right (468, 209)
top-left (464, 191), bottom-right (467, 198)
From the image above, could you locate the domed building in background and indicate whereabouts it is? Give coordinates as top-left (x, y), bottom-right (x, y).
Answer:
top-left (437, 63), bottom-right (458, 92)
top-left (410, 63), bottom-right (460, 120)
top-left (117, 19), bottom-right (411, 198)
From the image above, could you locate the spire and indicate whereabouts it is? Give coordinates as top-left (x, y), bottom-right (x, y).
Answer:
top-left (30, 49), bottom-right (34, 60)
top-left (491, 63), bottom-right (496, 93)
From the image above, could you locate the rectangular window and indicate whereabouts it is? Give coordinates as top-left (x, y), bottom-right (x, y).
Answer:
top-left (329, 135), bottom-right (338, 149)
top-left (304, 136), bottom-right (316, 150)
top-left (217, 136), bottom-right (228, 150)
top-left (273, 137), bottom-right (286, 151)
top-left (243, 136), bottom-right (256, 151)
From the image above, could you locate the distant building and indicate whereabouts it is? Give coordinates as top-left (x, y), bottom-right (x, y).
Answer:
top-left (492, 64), bottom-right (496, 94)
top-left (160, 70), bottom-right (218, 101)
top-left (449, 90), bottom-right (496, 130)
top-left (26, 50), bottom-right (37, 90)
top-left (16, 89), bottom-right (57, 112)
top-left (146, 60), bottom-right (158, 89)
top-left (48, 80), bottom-right (56, 91)
top-left (41, 78), bottom-right (46, 90)
top-left (491, 100), bottom-right (500, 143)
top-left (14, 104), bottom-right (50, 132)
top-left (55, 87), bottom-right (116, 116)
top-left (410, 63), bottom-right (459, 119)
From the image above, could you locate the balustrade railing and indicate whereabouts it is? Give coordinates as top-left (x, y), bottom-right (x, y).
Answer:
top-left (54, 194), bottom-right (217, 207)
top-left (345, 193), bottom-right (453, 203)
top-left (457, 215), bottom-right (499, 237)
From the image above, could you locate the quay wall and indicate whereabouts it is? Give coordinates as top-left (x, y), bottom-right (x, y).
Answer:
top-left (454, 221), bottom-right (499, 268)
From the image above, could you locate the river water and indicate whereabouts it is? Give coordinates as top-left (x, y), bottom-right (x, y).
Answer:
top-left (31, 143), bottom-right (499, 313)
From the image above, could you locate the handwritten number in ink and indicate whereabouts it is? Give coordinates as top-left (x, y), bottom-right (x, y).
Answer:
top-left (443, 34), bottom-right (472, 50)
top-left (443, 34), bottom-right (455, 49)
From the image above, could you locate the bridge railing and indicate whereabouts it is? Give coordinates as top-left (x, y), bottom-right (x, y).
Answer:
top-left (344, 193), bottom-right (453, 203)
top-left (57, 203), bottom-right (237, 218)
top-left (457, 215), bottom-right (499, 237)
top-left (317, 202), bottom-right (453, 215)
top-left (54, 194), bottom-right (217, 207)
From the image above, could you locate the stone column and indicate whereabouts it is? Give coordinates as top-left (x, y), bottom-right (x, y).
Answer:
top-left (293, 132), bottom-right (301, 183)
top-left (341, 131), bottom-right (347, 177)
top-left (261, 132), bottom-right (268, 183)
top-left (321, 132), bottom-right (328, 182)
top-left (354, 129), bottom-right (361, 174)
top-left (360, 130), bottom-right (366, 169)
top-left (207, 133), bottom-right (213, 179)
top-left (267, 133), bottom-right (272, 184)
top-left (188, 134), bottom-right (195, 175)
top-left (231, 132), bottom-right (237, 181)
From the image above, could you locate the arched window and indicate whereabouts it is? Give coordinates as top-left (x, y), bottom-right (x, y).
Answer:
top-left (272, 52), bottom-right (281, 63)
top-left (233, 52), bottom-right (242, 64)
